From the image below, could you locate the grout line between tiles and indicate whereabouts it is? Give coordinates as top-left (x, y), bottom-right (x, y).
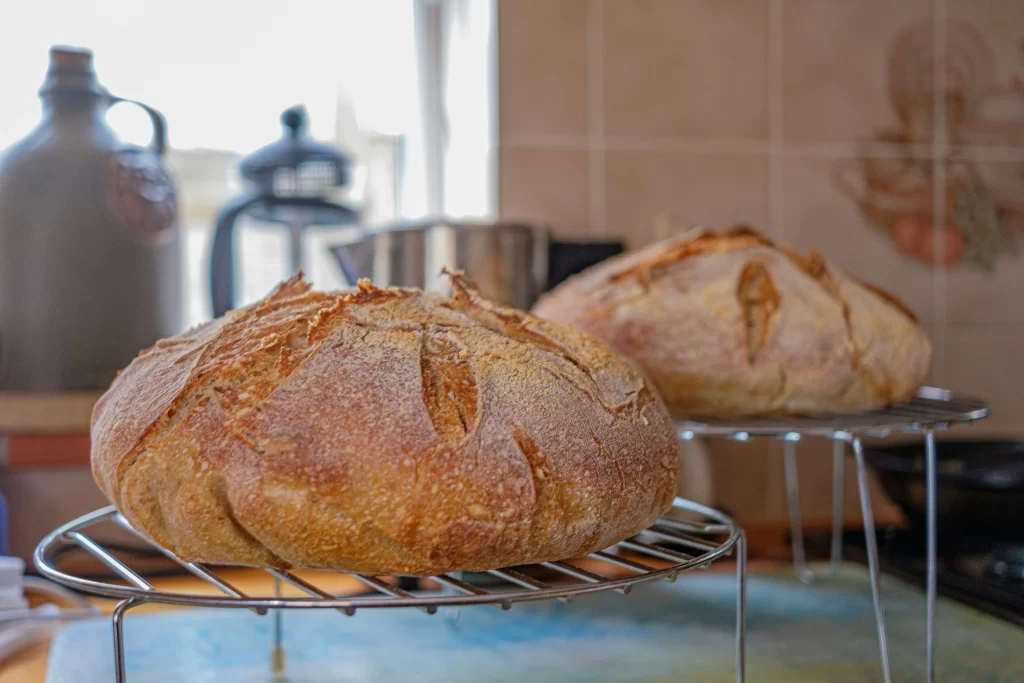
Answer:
top-left (587, 0), bottom-right (606, 238)
top-left (500, 135), bottom-right (1024, 162)
top-left (604, 136), bottom-right (770, 155)
top-left (768, 0), bottom-right (785, 240)
top-left (932, 0), bottom-right (949, 384)
top-left (503, 133), bottom-right (591, 150)
top-left (947, 320), bottom-right (1024, 330)
top-left (947, 146), bottom-right (1024, 162)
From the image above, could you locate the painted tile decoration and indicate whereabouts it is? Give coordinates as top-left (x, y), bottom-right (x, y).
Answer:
top-left (837, 17), bottom-right (1024, 272)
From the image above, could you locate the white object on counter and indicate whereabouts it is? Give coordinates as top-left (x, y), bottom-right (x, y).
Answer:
top-left (0, 604), bottom-right (59, 662)
top-left (0, 556), bottom-right (28, 610)
top-left (0, 556), bottom-right (101, 664)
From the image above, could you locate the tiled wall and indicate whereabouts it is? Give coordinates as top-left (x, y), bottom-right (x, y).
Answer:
top-left (499, 0), bottom-right (1024, 525)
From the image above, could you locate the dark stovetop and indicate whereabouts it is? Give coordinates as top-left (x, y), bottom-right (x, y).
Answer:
top-left (841, 528), bottom-right (1024, 627)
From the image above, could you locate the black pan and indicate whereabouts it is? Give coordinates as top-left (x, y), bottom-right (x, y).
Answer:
top-left (863, 439), bottom-right (1024, 540)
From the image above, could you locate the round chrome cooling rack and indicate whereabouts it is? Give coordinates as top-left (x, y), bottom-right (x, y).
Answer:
top-left (35, 496), bottom-right (747, 683)
top-left (676, 386), bottom-right (989, 683)
top-left (675, 386), bottom-right (988, 440)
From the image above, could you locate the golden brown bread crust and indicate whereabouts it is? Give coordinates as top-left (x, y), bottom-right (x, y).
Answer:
top-left (91, 273), bottom-right (679, 575)
top-left (531, 226), bottom-right (933, 416)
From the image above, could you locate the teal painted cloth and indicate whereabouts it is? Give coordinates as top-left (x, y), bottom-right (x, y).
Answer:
top-left (46, 565), bottom-right (1024, 682)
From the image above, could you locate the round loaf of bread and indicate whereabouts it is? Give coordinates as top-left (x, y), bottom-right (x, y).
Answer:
top-left (532, 226), bottom-right (932, 416)
top-left (91, 272), bottom-right (679, 575)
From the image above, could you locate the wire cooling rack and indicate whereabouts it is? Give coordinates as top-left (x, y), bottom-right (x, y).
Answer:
top-left (35, 496), bottom-right (747, 683)
top-left (675, 386), bottom-right (988, 439)
top-left (676, 386), bottom-right (989, 683)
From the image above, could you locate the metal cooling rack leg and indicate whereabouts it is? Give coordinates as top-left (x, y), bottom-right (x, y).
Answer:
top-left (112, 598), bottom-right (142, 683)
top-left (924, 429), bottom-right (937, 683)
top-left (272, 575), bottom-right (286, 680)
top-left (443, 571), bottom-right (463, 626)
top-left (853, 437), bottom-right (893, 683)
top-left (783, 439), bottom-right (845, 584)
top-left (782, 440), bottom-right (812, 584)
top-left (735, 530), bottom-right (747, 683)
top-left (829, 439), bottom-right (846, 571)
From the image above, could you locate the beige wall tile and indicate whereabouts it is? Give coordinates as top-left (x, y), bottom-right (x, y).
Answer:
top-left (499, 0), bottom-right (590, 137)
top-left (706, 438), bottom-right (902, 528)
top-left (943, 157), bottom-right (1024, 323)
top-left (784, 0), bottom-right (932, 144)
top-left (603, 0), bottom-right (768, 140)
top-left (920, 321), bottom-right (947, 387)
top-left (947, 2), bottom-right (1024, 149)
top-left (499, 146), bottom-right (591, 238)
top-left (604, 151), bottom-right (769, 249)
top-left (782, 154), bottom-right (936, 324)
top-left (947, 326), bottom-right (1024, 435)
top-left (706, 439), bottom-right (784, 525)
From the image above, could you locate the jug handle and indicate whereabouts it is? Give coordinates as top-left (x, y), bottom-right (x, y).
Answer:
top-left (110, 98), bottom-right (168, 156)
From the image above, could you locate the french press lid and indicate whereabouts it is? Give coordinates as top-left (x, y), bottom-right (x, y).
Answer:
top-left (209, 106), bottom-right (359, 317)
top-left (239, 105), bottom-right (352, 201)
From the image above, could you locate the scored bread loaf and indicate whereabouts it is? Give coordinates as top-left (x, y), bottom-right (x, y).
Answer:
top-left (531, 226), bottom-right (932, 416)
top-left (91, 272), bottom-right (679, 575)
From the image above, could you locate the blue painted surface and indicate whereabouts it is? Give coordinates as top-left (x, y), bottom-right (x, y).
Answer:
top-left (0, 492), bottom-right (8, 556)
top-left (0, 493), bottom-right (7, 557)
top-left (46, 566), bottom-right (1024, 682)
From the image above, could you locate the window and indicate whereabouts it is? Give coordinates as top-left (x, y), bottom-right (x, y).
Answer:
top-left (0, 0), bottom-right (495, 326)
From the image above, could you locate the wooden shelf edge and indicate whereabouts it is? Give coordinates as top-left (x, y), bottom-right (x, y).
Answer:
top-left (0, 392), bottom-right (101, 433)
top-left (0, 433), bottom-right (91, 469)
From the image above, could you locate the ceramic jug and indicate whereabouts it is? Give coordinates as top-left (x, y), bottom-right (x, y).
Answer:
top-left (0, 47), bottom-right (182, 391)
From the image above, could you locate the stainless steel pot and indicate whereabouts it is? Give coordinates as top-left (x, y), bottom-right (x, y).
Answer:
top-left (330, 219), bottom-right (549, 310)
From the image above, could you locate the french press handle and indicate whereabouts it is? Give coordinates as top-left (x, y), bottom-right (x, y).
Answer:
top-left (209, 197), bottom-right (361, 318)
top-left (110, 97), bottom-right (167, 155)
